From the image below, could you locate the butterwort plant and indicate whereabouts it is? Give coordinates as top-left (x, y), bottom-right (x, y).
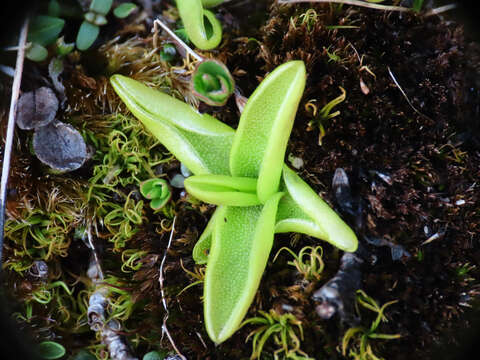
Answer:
top-left (110, 61), bottom-right (358, 344)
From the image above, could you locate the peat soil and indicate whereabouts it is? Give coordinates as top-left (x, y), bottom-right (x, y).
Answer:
top-left (1, 1), bottom-right (480, 359)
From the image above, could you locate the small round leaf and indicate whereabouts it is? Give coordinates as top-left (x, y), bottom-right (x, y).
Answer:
top-left (76, 21), bottom-right (100, 51)
top-left (37, 341), bottom-right (66, 360)
top-left (90, 0), bottom-right (113, 15)
top-left (113, 3), bottom-right (138, 18)
top-left (26, 43), bottom-right (48, 62)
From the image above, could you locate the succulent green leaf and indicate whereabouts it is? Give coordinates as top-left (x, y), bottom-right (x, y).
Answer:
top-left (192, 59), bottom-right (235, 106)
top-left (37, 341), bottom-right (66, 360)
top-left (26, 43), bottom-right (48, 62)
top-left (113, 3), bottom-right (138, 18)
top-left (204, 192), bottom-right (283, 343)
top-left (76, 21), bottom-right (100, 51)
top-left (229, 61), bottom-right (306, 203)
top-left (185, 175), bottom-right (260, 206)
top-left (276, 166), bottom-right (358, 252)
top-left (192, 207), bottom-right (221, 264)
top-left (177, 0), bottom-right (222, 50)
top-left (28, 15), bottom-right (65, 46)
top-left (90, 0), bottom-right (113, 15)
top-left (110, 75), bottom-right (235, 175)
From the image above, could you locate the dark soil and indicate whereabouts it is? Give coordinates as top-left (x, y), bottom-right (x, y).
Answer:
top-left (1, 1), bottom-right (479, 359)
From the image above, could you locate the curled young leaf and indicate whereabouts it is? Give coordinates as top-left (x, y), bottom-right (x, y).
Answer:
top-left (229, 61), bottom-right (306, 203)
top-left (140, 178), bottom-right (171, 210)
top-left (185, 174), bottom-right (260, 206)
top-left (192, 59), bottom-right (234, 106)
top-left (177, 0), bottom-right (222, 50)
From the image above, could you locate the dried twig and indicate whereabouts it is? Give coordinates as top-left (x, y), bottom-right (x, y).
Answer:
top-left (86, 226), bottom-right (138, 360)
top-left (425, 3), bottom-right (457, 17)
top-left (277, 0), bottom-right (410, 12)
top-left (0, 18), bottom-right (29, 267)
top-left (158, 217), bottom-right (186, 360)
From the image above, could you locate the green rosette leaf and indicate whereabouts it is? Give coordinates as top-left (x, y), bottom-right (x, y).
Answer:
top-left (192, 59), bottom-right (234, 106)
top-left (229, 61), bottom-right (306, 203)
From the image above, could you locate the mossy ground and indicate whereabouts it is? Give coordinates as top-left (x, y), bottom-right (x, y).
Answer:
top-left (1, 1), bottom-right (479, 359)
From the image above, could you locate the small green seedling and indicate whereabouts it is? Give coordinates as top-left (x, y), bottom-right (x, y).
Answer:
top-left (192, 59), bottom-right (235, 106)
top-left (241, 309), bottom-right (312, 359)
top-left (307, 86), bottom-right (346, 145)
top-left (176, 0), bottom-right (223, 50)
top-left (140, 178), bottom-right (171, 210)
top-left (27, 15), bottom-right (65, 61)
top-left (110, 61), bottom-right (357, 344)
top-left (77, 0), bottom-right (138, 50)
top-left (274, 245), bottom-right (325, 282)
top-left (342, 290), bottom-right (401, 360)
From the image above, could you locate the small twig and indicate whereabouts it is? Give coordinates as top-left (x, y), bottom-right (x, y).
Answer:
top-left (277, 0), bottom-right (410, 12)
top-left (0, 17), bottom-right (29, 267)
top-left (425, 3), bottom-right (457, 17)
top-left (86, 228), bottom-right (138, 360)
top-left (152, 18), bottom-right (202, 62)
top-left (158, 217), bottom-right (186, 360)
top-left (86, 222), bottom-right (104, 280)
top-left (387, 66), bottom-right (432, 121)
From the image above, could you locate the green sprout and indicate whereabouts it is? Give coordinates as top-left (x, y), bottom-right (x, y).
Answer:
top-left (342, 290), bottom-right (401, 360)
top-left (176, 0), bottom-right (223, 50)
top-left (192, 59), bottom-right (235, 106)
top-left (77, 0), bottom-right (138, 50)
top-left (274, 245), bottom-right (325, 282)
top-left (241, 309), bottom-right (312, 360)
top-left (307, 86), bottom-right (346, 145)
top-left (140, 178), bottom-right (172, 210)
top-left (27, 14), bottom-right (65, 61)
top-left (110, 60), bottom-right (358, 343)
